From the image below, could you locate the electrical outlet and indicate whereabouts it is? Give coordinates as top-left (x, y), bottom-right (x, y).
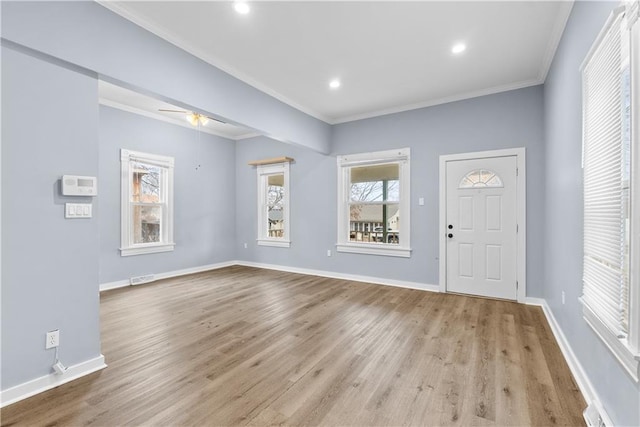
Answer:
top-left (327, 249), bottom-right (331, 257)
top-left (244, 243), bottom-right (248, 249)
top-left (562, 291), bottom-right (566, 305)
top-left (46, 330), bottom-right (59, 349)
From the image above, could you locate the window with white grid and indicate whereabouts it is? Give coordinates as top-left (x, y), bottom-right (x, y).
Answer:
top-left (120, 149), bottom-right (175, 256)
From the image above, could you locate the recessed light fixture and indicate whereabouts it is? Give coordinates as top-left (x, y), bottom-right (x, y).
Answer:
top-left (452, 43), bottom-right (467, 54)
top-left (329, 79), bottom-right (341, 89)
top-left (234, 1), bottom-right (250, 15)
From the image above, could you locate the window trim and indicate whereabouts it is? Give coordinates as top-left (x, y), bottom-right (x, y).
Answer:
top-left (336, 148), bottom-right (411, 258)
top-left (256, 162), bottom-right (290, 248)
top-left (580, 3), bottom-right (640, 382)
top-left (120, 149), bottom-right (175, 257)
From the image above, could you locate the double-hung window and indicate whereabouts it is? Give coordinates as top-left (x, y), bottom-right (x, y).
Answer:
top-left (120, 149), bottom-right (175, 256)
top-left (581, 2), bottom-right (639, 381)
top-left (337, 148), bottom-right (411, 257)
top-left (257, 162), bottom-right (290, 247)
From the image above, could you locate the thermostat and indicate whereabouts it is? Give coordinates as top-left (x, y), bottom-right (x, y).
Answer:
top-left (62, 175), bottom-right (98, 196)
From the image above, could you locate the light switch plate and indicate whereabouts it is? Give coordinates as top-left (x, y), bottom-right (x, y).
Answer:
top-left (65, 203), bottom-right (92, 218)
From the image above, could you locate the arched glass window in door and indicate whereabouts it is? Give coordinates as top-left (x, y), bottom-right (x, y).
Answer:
top-left (459, 169), bottom-right (503, 188)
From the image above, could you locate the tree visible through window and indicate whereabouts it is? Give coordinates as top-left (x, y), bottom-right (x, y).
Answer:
top-left (120, 149), bottom-right (175, 256)
top-left (132, 161), bottom-right (162, 244)
top-left (349, 163), bottom-right (400, 244)
top-left (267, 174), bottom-right (285, 238)
top-left (257, 162), bottom-right (290, 247)
top-left (337, 148), bottom-right (411, 258)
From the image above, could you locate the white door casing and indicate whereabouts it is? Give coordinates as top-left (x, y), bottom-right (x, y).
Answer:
top-left (439, 148), bottom-right (526, 302)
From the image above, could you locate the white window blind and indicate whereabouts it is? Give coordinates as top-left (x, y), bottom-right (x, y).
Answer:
top-left (581, 9), bottom-right (630, 338)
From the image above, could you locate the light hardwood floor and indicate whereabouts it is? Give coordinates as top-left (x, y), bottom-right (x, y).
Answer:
top-left (1, 266), bottom-right (586, 426)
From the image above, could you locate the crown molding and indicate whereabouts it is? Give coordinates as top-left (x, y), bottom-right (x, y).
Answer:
top-left (97, 1), bottom-right (566, 127)
top-left (537, 0), bottom-right (575, 82)
top-left (332, 78), bottom-right (542, 124)
top-left (96, 1), bottom-right (332, 124)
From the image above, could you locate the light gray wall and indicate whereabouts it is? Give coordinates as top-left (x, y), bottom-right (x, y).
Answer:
top-left (99, 106), bottom-right (237, 284)
top-left (236, 85), bottom-right (545, 295)
top-left (1, 1), bottom-right (331, 154)
top-left (543, 2), bottom-right (640, 425)
top-left (235, 136), bottom-right (337, 268)
top-left (1, 46), bottom-right (101, 389)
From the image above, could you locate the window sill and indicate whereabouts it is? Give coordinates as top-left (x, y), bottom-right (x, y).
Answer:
top-left (257, 239), bottom-right (291, 248)
top-left (581, 298), bottom-right (640, 382)
top-left (336, 243), bottom-right (411, 258)
top-left (120, 243), bottom-right (175, 257)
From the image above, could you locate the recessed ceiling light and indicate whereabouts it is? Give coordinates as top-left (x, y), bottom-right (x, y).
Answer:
top-left (452, 43), bottom-right (467, 54)
top-left (234, 2), bottom-right (250, 15)
top-left (329, 79), bottom-right (341, 89)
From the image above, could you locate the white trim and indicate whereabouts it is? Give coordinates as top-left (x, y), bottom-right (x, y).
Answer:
top-left (99, 98), bottom-right (258, 141)
top-left (528, 299), bottom-right (614, 427)
top-left (100, 278), bottom-right (130, 292)
top-left (97, 1), bottom-right (560, 126)
top-left (337, 148), bottom-right (410, 165)
top-left (336, 243), bottom-right (411, 258)
top-left (96, 1), bottom-right (332, 124)
top-left (537, 1), bottom-right (574, 83)
top-left (334, 79), bottom-right (543, 125)
top-left (336, 148), bottom-right (411, 258)
top-left (120, 242), bottom-right (175, 257)
top-left (235, 260), bottom-right (439, 293)
top-left (439, 148), bottom-right (527, 303)
top-left (582, 299), bottom-right (640, 381)
top-left (100, 259), bottom-right (438, 294)
top-left (257, 239), bottom-right (291, 248)
top-left (0, 355), bottom-right (106, 408)
top-left (629, 2), bottom-right (640, 359)
top-left (99, 261), bottom-right (238, 292)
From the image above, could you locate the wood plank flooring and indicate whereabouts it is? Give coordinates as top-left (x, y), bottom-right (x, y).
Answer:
top-left (1, 266), bottom-right (586, 426)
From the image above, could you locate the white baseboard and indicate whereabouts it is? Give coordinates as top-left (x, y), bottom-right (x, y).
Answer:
top-left (1, 354), bottom-right (106, 408)
top-left (100, 278), bottom-right (130, 291)
top-left (530, 299), bottom-right (613, 427)
top-left (99, 260), bottom-right (237, 292)
top-left (235, 260), bottom-right (440, 293)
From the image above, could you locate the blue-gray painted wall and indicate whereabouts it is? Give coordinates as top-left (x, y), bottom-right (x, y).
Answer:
top-left (2, 0), bottom-right (638, 421)
top-left (543, 2), bottom-right (640, 425)
top-left (1, 46), bottom-right (101, 389)
top-left (236, 86), bottom-right (545, 292)
top-left (99, 106), bottom-right (237, 284)
top-left (1, 1), bottom-right (331, 154)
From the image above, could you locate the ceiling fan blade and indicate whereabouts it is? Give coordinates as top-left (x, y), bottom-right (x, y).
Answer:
top-left (205, 115), bottom-right (226, 125)
top-left (158, 109), bottom-right (188, 113)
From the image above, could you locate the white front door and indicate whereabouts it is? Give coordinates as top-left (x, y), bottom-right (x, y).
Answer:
top-left (445, 156), bottom-right (518, 300)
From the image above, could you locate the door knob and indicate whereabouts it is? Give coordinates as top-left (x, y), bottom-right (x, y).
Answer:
top-left (448, 224), bottom-right (453, 229)
top-left (448, 233), bottom-right (453, 238)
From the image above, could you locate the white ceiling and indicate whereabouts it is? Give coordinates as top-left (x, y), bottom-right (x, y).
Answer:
top-left (101, 1), bottom-right (573, 124)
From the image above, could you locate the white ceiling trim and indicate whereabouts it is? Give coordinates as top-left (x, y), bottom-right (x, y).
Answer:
top-left (98, 0), bottom-right (573, 126)
top-left (99, 98), bottom-right (259, 140)
top-left (537, 1), bottom-right (575, 82)
top-left (96, 0), bottom-right (332, 124)
top-left (332, 78), bottom-right (543, 124)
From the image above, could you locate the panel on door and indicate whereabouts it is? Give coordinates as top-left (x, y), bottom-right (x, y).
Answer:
top-left (445, 156), bottom-right (517, 300)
